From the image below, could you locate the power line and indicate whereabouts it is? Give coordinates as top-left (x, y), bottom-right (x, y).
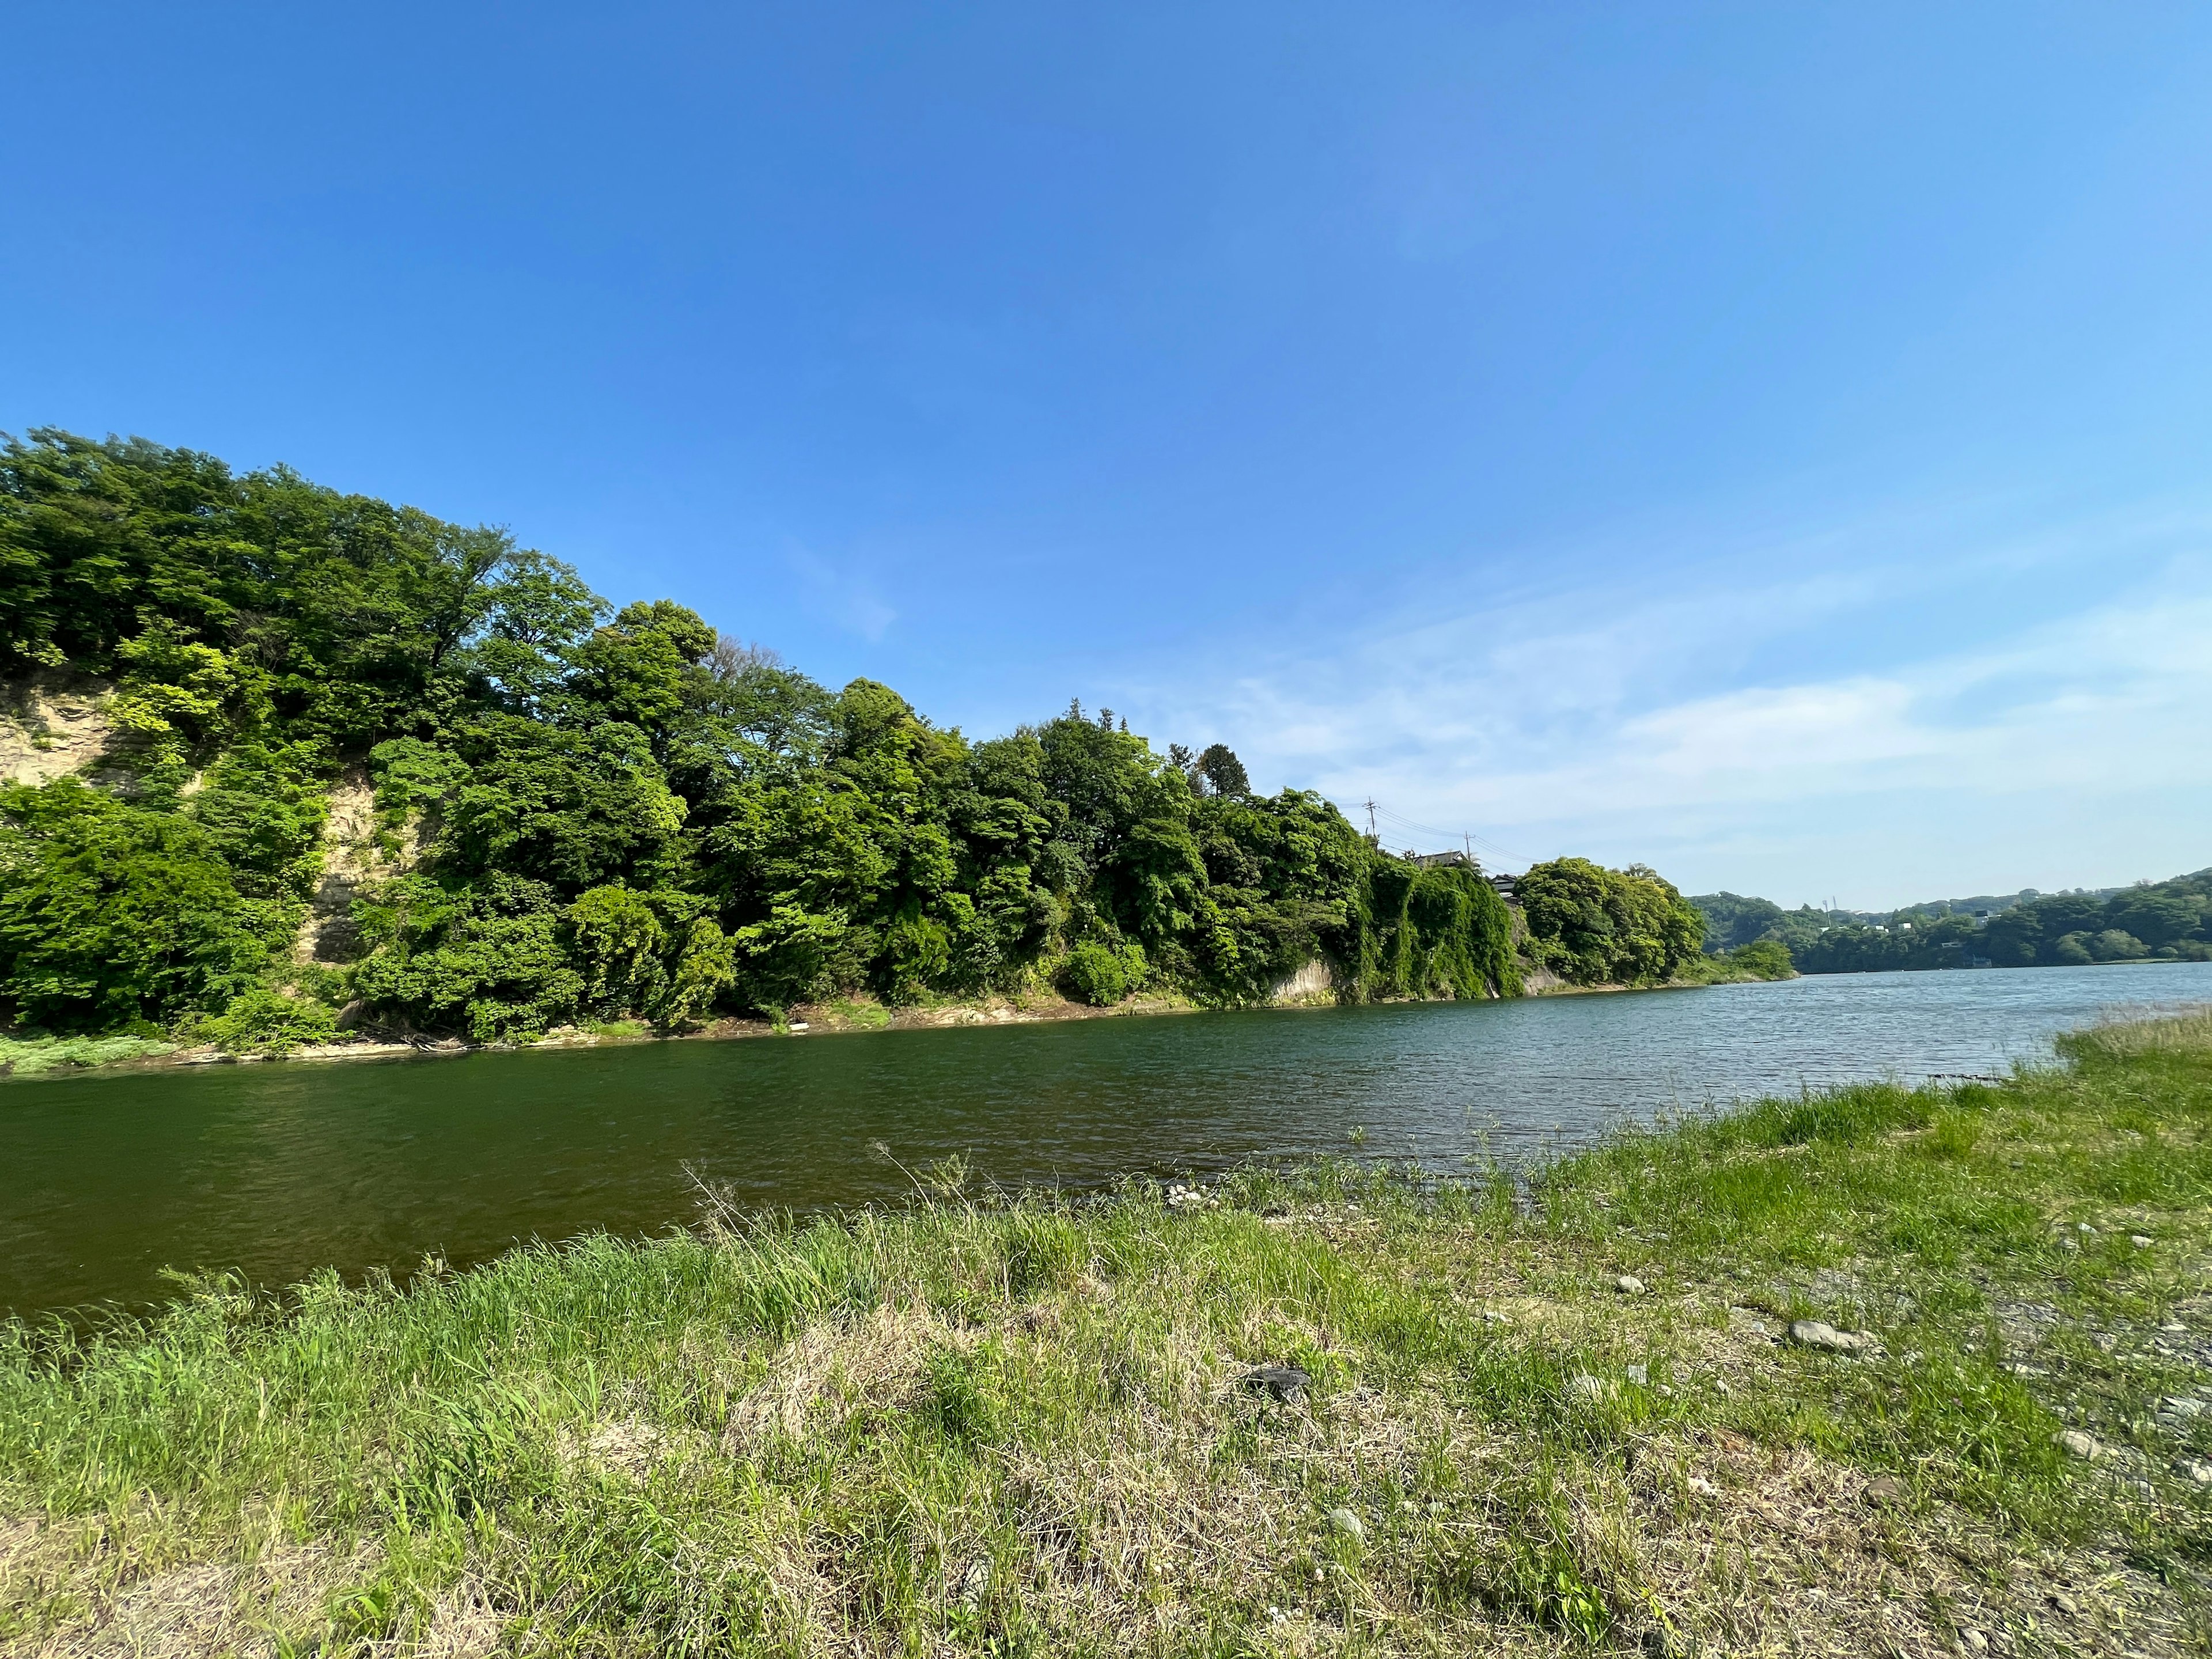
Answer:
top-left (1359, 801), bottom-right (1530, 868)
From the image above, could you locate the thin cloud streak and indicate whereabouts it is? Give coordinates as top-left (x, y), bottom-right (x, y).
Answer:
top-left (1127, 507), bottom-right (2212, 904)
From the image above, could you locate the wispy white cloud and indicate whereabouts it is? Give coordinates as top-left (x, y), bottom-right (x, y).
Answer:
top-left (1127, 506), bottom-right (2212, 904)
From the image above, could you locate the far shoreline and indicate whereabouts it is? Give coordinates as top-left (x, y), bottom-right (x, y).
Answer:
top-left (0, 967), bottom-right (1795, 1080)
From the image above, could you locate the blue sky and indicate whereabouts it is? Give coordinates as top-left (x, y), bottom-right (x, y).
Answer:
top-left (6, 3), bottom-right (2210, 907)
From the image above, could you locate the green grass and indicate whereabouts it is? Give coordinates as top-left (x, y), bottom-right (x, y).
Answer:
top-left (3, 1014), bottom-right (2210, 1656)
top-left (0, 1032), bottom-right (176, 1076)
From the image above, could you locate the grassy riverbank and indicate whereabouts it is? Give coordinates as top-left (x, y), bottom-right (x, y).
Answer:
top-left (4, 1016), bottom-right (2210, 1656)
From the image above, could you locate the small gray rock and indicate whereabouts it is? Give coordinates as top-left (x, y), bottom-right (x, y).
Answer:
top-left (1862, 1475), bottom-right (1905, 1508)
top-left (2056, 1428), bottom-right (2100, 1460)
top-left (1325, 1506), bottom-right (1365, 1540)
top-left (2158, 1395), bottom-right (2206, 1419)
top-left (1624, 1362), bottom-right (1649, 1386)
top-left (1959, 1628), bottom-right (1987, 1654)
top-left (2048, 1589), bottom-right (2080, 1615)
top-left (1789, 1319), bottom-right (1875, 1355)
top-left (1614, 1274), bottom-right (1646, 1295)
top-left (2180, 1457), bottom-right (2212, 1484)
top-left (1239, 1364), bottom-right (1311, 1405)
top-left (2131, 1234), bottom-right (2153, 1248)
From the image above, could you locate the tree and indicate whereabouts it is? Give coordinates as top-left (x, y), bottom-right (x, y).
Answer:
top-left (1196, 744), bottom-right (1251, 798)
top-left (1517, 858), bottom-right (1705, 986)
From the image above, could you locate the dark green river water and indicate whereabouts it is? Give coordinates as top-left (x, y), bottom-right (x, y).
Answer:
top-left (7, 961), bottom-right (2210, 1319)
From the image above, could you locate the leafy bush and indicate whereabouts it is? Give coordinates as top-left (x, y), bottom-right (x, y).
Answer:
top-left (1058, 938), bottom-right (1147, 1006)
top-left (350, 876), bottom-right (584, 1044)
top-left (0, 778), bottom-right (274, 1031)
top-left (1516, 857), bottom-right (1704, 987)
top-left (181, 986), bottom-right (342, 1055)
top-left (1724, 940), bottom-right (1796, 979)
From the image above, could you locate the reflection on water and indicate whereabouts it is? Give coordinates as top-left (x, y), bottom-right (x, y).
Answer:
top-left (7, 960), bottom-right (2210, 1319)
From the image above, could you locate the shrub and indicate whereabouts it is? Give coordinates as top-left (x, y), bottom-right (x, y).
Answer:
top-left (1724, 939), bottom-right (1797, 980)
top-left (0, 778), bottom-right (272, 1031)
top-left (181, 986), bottom-right (342, 1055)
top-left (1058, 938), bottom-right (1147, 1006)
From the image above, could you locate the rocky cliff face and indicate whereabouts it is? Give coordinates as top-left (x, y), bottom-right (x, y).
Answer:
top-left (1270, 960), bottom-right (1335, 1004)
top-left (0, 675), bottom-right (114, 787)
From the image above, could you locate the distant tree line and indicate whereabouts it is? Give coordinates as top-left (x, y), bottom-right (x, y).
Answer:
top-left (0, 431), bottom-right (1547, 1047)
top-left (1691, 872), bottom-right (2212, 975)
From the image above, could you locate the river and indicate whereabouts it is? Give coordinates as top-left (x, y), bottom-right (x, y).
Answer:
top-left (6, 960), bottom-right (2210, 1320)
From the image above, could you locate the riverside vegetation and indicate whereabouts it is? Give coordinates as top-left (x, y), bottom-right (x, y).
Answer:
top-left (0, 430), bottom-right (1751, 1070)
top-left (2, 1010), bottom-right (2209, 1656)
top-left (1694, 869), bottom-right (2212, 977)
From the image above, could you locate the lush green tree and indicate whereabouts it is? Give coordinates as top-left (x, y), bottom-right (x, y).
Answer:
top-left (1517, 858), bottom-right (1705, 986)
top-left (0, 426), bottom-right (1708, 1044)
top-left (1687, 891), bottom-right (1786, 952)
top-left (0, 779), bottom-right (275, 1030)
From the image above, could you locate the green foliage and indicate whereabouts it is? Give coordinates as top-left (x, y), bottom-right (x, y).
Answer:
top-left (0, 778), bottom-right (275, 1031)
top-left (1721, 938), bottom-right (1796, 980)
top-left (178, 986), bottom-right (342, 1055)
top-left (1693, 868), bottom-right (2212, 975)
top-left (0, 1032), bottom-right (176, 1075)
top-left (1058, 937), bottom-right (1149, 1005)
top-left (1516, 857), bottom-right (1704, 986)
top-left (566, 885), bottom-right (734, 1031)
top-left (350, 876), bottom-right (584, 1044)
top-left (1672, 939), bottom-right (1798, 984)
top-left (0, 427), bottom-right (1689, 1047)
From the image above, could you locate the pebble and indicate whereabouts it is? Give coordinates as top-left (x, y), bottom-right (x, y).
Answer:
top-left (1789, 1319), bottom-right (1876, 1355)
top-left (1959, 1628), bottom-right (1988, 1653)
top-left (2180, 1458), bottom-right (2212, 1484)
top-left (2158, 1395), bottom-right (2206, 1419)
top-left (1325, 1507), bottom-right (1365, 1540)
top-left (2049, 1590), bottom-right (2080, 1615)
top-left (2131, 1234), bottom-right (2153, 1248)
top-left (1862, 1475), bottom-right (1905, 1508)
top-left (2077, 1222), bottom-right (2097, 1234)
top-left (1482, 1309), bottom-right (1509, 1323)
top-left (1686, 1475), bottom-right (1719, 1497)
top-left (1615, 1274), bottom-right (1646, 1295)
top-left (2056, 1429), bottom-right (2101, 1460)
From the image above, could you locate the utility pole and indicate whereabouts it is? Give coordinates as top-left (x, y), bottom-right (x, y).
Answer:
top-left (1365, 798), bottom-right (1377, 839)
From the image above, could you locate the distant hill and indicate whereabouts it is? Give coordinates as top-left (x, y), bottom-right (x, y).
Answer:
top-left (1690, 872), bottom-right (2212, 974)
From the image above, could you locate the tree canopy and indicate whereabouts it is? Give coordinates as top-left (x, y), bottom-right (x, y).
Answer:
top-left (0, 429), bottom-right (1541, 1045)
top-left (1688, 871), bottom-right (2212, 975)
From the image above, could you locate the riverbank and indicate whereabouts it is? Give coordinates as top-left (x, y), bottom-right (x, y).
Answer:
top-left (0, 959), bottom-right (1793, 1078)
top-left (4, 1013), bottom-right (2207, 1656)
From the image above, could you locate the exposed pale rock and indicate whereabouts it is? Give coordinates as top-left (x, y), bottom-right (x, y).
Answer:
top-left (1788, 1319), bottom-right (1876, 1354)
